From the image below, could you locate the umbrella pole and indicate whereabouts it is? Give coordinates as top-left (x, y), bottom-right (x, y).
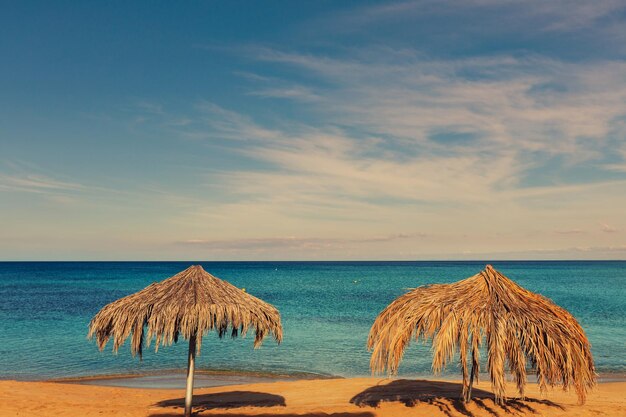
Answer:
top-left (184, 334), bottom-right (197, 417)
top-left (466, 349), bottom-right (476, 403)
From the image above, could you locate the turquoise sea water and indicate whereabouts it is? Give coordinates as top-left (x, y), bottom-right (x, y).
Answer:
top-left (0, 261), bottom-right (624, 381)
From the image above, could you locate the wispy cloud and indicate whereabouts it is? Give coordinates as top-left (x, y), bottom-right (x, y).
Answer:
top-left (312, 0), bottom-right (626, 36)
top-left (601, 223), bottom-right (617, 233)
top-left (555, 229), bottom-right (585, 235)
top-left (178, 233), bottom-right (422, 251)
top-left (0, 174), bottom-right (85, 194)
top-left (184, 47), bottom-right (626, 210)
top-left (248, 86), bottom-right (321, 102)
top-left (136, 43), bottom-right (626, 260)
top-left (252, 47), bottom-right (626, 159)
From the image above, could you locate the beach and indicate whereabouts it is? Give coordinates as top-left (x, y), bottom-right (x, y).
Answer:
top-left (4, 0), bottom-right (626, 415)
top-left (1, 262), bottom-right (624, 416)
top-left (1, 377), bottom-right (625, 417)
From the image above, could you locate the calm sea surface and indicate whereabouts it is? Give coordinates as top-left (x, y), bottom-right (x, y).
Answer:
top-left (0, 261), bottom-right (624, 380)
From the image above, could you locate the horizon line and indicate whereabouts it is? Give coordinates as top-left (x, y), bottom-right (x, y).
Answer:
top-left (1, 259), bottom-right (624, 263)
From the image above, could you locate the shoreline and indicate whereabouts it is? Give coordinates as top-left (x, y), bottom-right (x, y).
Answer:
top-left (46, 369), bottom-right (339, 389)
top-left (48, 368), bottom-right (339, 381)
top-left (3, 369), bottom-right (624, 389)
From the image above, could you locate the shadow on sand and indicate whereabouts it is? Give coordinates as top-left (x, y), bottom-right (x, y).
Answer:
top-left (150, 414), bottom-right (375, 417)
top-left (152, 390), bottom-right (376, 416)
top-left (154, 390), bottom-right (285, 411)
top-left (350, 379), bottom-right (565, 417)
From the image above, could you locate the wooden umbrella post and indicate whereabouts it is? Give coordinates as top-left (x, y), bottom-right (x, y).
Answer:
top-left (465, 363), bottom-right (476, 403)
top-left (466, 349), bottom-right (476, 403)
top-left (184, 333), bottom-right (197, 417)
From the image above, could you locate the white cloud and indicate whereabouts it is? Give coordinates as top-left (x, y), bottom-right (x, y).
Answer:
top-left (178, 233), bottom-right (422, 251)
top-left (555, 229), bottom-right (585, 235)
top-left (601, 223), bottom-right (617, 233)
top-left (313, 0), bottom-right (626, 34)
top-left (191, 48), bottom-right (626, 210)
top-left (0, 174), bottom-right (85, 194)
top-left (254, 48), bottom-right (626, 159)
top-left (146, 46), bottom-right (626, 260)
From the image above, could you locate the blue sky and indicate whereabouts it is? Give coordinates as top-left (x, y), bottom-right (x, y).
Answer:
top-left (1, 1), bottom-right (626, 260)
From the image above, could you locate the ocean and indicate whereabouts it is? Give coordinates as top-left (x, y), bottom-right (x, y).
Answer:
top-left (0, 261), bottom-right (624, 381)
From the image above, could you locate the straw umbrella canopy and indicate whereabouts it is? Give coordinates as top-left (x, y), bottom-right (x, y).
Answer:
top-left (367, 265), bottom-right (595, 405)
top-left (88, 265), bottom-right (282, 417)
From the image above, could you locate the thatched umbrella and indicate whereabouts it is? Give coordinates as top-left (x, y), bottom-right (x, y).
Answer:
top-left (88, 265), bottom-right (282, 417)
top-left (368, 265), bottom-right (595, 405)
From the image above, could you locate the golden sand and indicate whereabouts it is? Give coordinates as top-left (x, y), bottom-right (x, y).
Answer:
top-left (0, 377), bottom-right (624, 417)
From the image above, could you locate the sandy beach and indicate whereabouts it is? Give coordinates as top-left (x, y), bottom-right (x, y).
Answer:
top-left (1, 377), bottom-right (624, 417)
top-left (3, 0), bottom-right (626, 415)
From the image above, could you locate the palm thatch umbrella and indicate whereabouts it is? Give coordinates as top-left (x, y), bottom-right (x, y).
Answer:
top-left (368, 265), bottom-right (595, 405)
top-left (88, 265), bottom-right (282, 417)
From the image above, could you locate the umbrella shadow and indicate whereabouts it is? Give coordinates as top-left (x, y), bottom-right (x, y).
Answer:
top-left (149, 414), bottom-right (375, 417)
top-left (154, 390), bottom-right (286, 411)
top-left (350, 379), bottom-right (565, 417)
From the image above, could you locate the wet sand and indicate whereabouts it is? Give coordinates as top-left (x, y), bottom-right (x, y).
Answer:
top-left (50, 370), bottom-right (329, 390)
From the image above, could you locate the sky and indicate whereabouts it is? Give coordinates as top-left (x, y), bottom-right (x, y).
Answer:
top-left (1, 0), bottom-right (626, 260)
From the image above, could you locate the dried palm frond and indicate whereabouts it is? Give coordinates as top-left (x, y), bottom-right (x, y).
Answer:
top-left (368, 265), bottom-right (595, 404)
top-left (88, 265), bottom-right (282, 356)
